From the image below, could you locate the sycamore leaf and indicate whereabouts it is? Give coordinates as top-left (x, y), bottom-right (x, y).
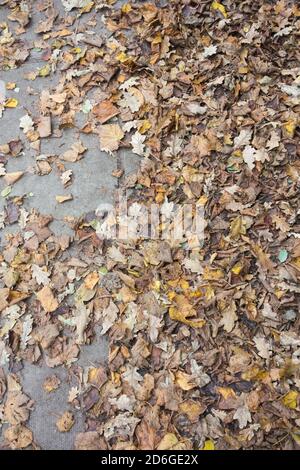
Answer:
top-left (121, 365), bottom-right (143, 389)
top-left (130, 131), bottom-right (146, 156)
top-left (253, 335), bottom-right (272, 360)
top-left (233, 404), bottom-right (252, 429)
top-left (282, 391), bottom-right (298, 409)
top-left (234, 129), bottom-right (252, 149)
top-left (31, 265), bottom-right (50, 286)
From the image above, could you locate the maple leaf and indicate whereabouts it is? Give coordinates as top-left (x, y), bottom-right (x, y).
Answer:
top-left (56, 411), bottom-right (75, 432)
top-left (253, 335), bottom-right (272, 360)
top-left (19, 115), bottom-right (34, 134)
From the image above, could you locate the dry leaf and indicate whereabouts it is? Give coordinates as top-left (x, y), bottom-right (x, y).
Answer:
top-left (56, 411), bottom-right (75, 432)
top-left (93, 100), bottom-right (119, 124)
top-left (98, 124), bottom-right (124, 153)
top-left (36, 286), bottom-right (59, 313)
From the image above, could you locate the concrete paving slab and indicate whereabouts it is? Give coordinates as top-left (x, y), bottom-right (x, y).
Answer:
top-left (0, 0), bottom-right (138, 450)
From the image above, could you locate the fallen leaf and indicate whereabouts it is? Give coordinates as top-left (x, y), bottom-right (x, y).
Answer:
top-left (56, 411), bottom-right (75, 432)
top-left (56, 194), bottom-right (73, 203)
top-left (93, 100), bottom-right (119, 124)
top-left (36, 286), bottom-right (59, 313)
top-left (4, 172), bottom-right (24, 185)
top-left (98, 124), bottom-right (124, 153)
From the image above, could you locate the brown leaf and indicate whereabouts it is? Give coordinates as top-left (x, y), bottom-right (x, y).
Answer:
top-left (60, 141), bottom-right (86, 162)
top-left (36, 286), bottom-right (59, 313)
top-left (37, 116), bottom-right (51, 137)
top-left (4, 391), bottom-right (32, 425)
top-left (4, 171), bottom-right (24, 185)
top-left (56, 411), bottom-right (75, 432)
top-left (4, 425), bottom-right (33, 449)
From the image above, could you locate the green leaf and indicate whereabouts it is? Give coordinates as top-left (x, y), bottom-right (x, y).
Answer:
top-left (1, 186), bottom-right (12, 198)
top-left (278, 249), bottom-right (288, 263)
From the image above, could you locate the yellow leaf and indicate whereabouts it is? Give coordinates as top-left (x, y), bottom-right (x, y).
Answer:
top-left (169, 294), bottom-right (205, 328)
top-left (152, 32), bottom-right (162, 45)
top-left (121, 3), bottom-right (132, 14)
top-left (116, 51), bottom-right (128, 63)
top-left (39, 64), bottom-right (51, 77)
top-left (198, 195), bottom-right (208, 206)
top-left (175, 371), bottom-right (196, 391)
top-left (238, 66), bottom-right (248, 74)
top-left (284, 120), bottom-right (297, 138)
top-left (231, 262), bottom-right (243, 275)
top-left (203, 267), bottom-right (224, 281)
top-left (202, 439), bottom-right (215, 450)
top-left (291, 431), bottom-right (300, 446)
top-left (179, 401), bottom-right (205, 421)
top-left (211, 1), bottom-right (228, 18)
top-left (80, 1), bottom-right (94, 13)
top-left (205, 285), bottom-right (215, 301)
top-left (224, 133), bottom-right (233, 145)
top-left (157, 433), bottom-right (178, 450)
top-left (138, 119), bottom-right (151, 134)
top-left (217, 386), bottom-right (237, 400)
top-left (5, 98), bottom-right (18, 108)
top-left (282, 391), bottom-right (298, 409)
top-left (230, 216), bottom-right (246, 239)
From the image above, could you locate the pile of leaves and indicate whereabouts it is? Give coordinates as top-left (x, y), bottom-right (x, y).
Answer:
top-left (1, 0), bottom-right (300, 450)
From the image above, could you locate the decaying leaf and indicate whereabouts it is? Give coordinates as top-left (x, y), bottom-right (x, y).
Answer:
top-left (56, 411), bottom-right (75, 432)
top-left (98, 124), bottom-right (124, 153)
top-left (36, 286), bottom-right (59, 313)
